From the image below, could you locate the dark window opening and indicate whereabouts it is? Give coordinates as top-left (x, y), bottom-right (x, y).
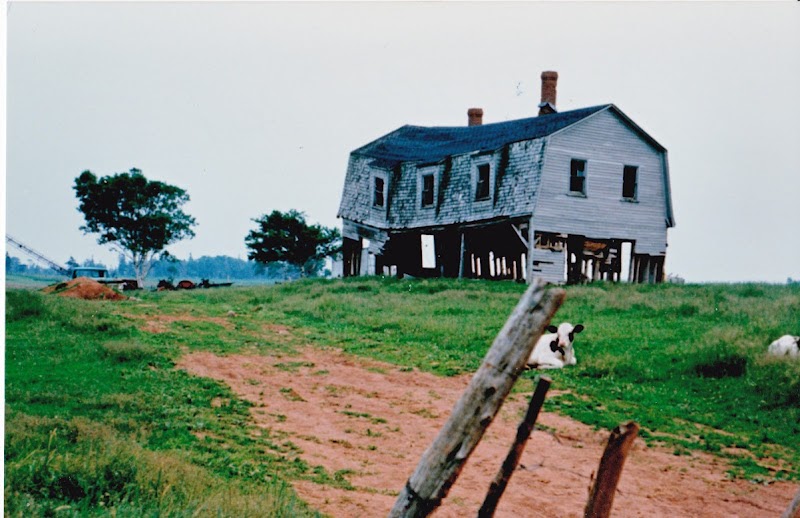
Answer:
top-left (475, 164), bottom-right (490, 201)
top-left (373, 177), bottom-right (385, 207)
top-left (570, 159), bottom-right (586, 194)
top-left (622, 165), bottom-right (638, 199)
top-left (421, 174), bottom-right (435, 207)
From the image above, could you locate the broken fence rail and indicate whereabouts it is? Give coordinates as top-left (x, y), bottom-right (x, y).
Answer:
top-left (477, 375), bottom-right (552, 518)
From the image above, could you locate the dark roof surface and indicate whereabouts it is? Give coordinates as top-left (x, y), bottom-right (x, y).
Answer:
top-left (353, 104), bottom-right (612, 164)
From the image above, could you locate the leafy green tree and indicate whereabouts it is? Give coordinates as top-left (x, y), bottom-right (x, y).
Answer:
top-left (74, 168), bottom-right (196, 287)
top-left (245, 210), bottom-right (340, 276)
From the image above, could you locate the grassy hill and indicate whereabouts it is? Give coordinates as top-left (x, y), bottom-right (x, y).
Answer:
top-left (5, 278), bottom-right (799, 515)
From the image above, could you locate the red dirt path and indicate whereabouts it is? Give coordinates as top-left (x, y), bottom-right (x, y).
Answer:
top-left (177, 347), bottom-right (797, 517)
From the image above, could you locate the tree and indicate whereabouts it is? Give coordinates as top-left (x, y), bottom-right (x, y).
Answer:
top-left (6, 253), bottom-right (26, 274)
top-left (245, 210), bottom-right (340, 276)
top-left (74, 168), bottom-right (196, 287)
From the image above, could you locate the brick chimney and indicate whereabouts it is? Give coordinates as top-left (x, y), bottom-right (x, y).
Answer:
top-left (538, 71), bottom-right (558, 115)
top-left (467, 108), bottom-right (484, 126)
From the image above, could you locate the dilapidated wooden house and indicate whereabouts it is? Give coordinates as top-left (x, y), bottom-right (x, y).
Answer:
top-left (337, 71), bottom-right (675, 284)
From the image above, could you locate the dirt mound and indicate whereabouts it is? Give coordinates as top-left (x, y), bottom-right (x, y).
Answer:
top-left (42, 277), bottom-right (126, 301)
top-left (178, 347), bottom-right (798, 517)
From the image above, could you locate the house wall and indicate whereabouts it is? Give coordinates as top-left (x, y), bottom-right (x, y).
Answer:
top-left (531, 247), bottom-right (566, 284)
top-left (337, 156), bottom-right (393, 230)
top-left (337, 140), bottom-right (547, 230)
top-left (533, 109), bottom-right (669, 255)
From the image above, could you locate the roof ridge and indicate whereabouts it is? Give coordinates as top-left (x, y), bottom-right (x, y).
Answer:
top-left (352, 104), bottom-right (612, 164)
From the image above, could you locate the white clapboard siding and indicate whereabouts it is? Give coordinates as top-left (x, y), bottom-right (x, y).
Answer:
top-left (531, 248), bottom-right (566, 284)
top-left (533, 109), bottom-right (669, 255)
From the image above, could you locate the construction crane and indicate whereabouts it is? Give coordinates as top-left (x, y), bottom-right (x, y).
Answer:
top-left (6, 234), bottom-right (70, 275)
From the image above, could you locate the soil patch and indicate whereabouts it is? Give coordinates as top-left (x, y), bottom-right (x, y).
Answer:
top-left (42, 277), bottom-right (126, 301)
top-left (123, 313), bottom-right (234, 333)
top-left (177, 348), bottom-right (797, 517)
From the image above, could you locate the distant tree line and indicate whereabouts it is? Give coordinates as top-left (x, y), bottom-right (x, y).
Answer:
top-left (6, 252), bottom-right (315, 283)
top-left (114, 254), bottom-right (310, 282)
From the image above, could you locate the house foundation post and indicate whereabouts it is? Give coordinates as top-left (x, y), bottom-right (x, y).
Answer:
top-left (525, 216), bottom-right (536, 284)
top-left (458, 231), bottom-right (466, 279)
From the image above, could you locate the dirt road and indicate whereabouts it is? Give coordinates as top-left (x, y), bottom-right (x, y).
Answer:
top-left (178, 347), bottom-right (796, 517)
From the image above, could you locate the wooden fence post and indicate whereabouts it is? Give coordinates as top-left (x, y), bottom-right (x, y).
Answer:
top-left (782, 485), bottom-right (800, 518)
top-left (584, 421), bottom-right (640, 518)
top-left (388, 280), bottom-right (565, 518)
top-left (478, 376), bottom-right (552, 518)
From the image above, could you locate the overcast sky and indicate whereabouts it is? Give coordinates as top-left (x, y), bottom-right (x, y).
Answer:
top-left (5, 2), bottom-right (799, 283)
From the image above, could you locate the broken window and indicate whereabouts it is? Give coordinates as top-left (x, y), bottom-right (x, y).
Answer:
top-left (421, 173), bottom-right (435, 207)
top-left (570, 159), bottom-right (586, 194)
top-left (622, 165), bottom-right (638, 200)
top-left (475, 163), bottom-right (490, 201)
top-left (373, 176), bottom-right (385, 208)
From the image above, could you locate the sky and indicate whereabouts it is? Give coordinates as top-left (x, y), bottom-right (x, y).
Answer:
top-left (4, 1), bottom-right (799, 283)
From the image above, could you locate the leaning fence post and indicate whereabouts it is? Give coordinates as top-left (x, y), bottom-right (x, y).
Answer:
top-left (388, 280), bottom-right (565, 518)
top-left (584, 421), bottom-right (640, 518)
top-left (782, 485), bottom-right (800, 518)
top-left (478, 375), bottom-right (552, 518)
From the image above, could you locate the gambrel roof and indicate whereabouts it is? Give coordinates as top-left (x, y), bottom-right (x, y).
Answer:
top-left (352, 104), bottom-right (663, 166)
top-left (340, 104), bottom-right (674, 232)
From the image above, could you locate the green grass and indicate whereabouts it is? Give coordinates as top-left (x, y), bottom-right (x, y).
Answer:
top-left (237, 278), bottom-right (800, 481)
top-left (550, 282), bottom-right (800, 481)
top-left (6, 277), bottom-right (800, 515)
top-left (5, 289), bottom-right (322, 517)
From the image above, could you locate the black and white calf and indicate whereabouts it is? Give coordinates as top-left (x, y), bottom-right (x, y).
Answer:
top-left (527, 322), bottom-right (585, 369)
top-left (767, 335), bottom-right (800, 357)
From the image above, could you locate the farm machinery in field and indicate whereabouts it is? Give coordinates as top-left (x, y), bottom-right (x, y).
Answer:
top-left (6, 234), bottom-right (140, 290)
top-left (156, 278), bottom-right (234, 291)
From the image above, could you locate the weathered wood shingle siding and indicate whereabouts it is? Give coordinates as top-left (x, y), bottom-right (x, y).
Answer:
top-left (339, 139), bottom-right (547, 230)
top-left (532, 108), bottom-right (669, 254)
top-left (337, 155), bottom-right (391, 229)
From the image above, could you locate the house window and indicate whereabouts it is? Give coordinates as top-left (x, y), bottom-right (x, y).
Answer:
top-left (373, 176), bottom-right (385, 208)
top-left (421, 173), bottom-right (435, 207)
top-left (475, 163), bottom-right (491, 201)
top-left (622, 165), bottom-right (638, 200)
top-left (570, 159), bottom-right (586, 195)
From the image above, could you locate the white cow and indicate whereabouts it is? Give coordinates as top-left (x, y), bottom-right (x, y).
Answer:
top-left (527, 322), bottom-right (585, 369)
top-left (767, 335), bottom-right (800, 357)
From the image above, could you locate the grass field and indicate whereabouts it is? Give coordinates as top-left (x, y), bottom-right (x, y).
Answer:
top-left (5, 277), bottom-right (800, 515)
